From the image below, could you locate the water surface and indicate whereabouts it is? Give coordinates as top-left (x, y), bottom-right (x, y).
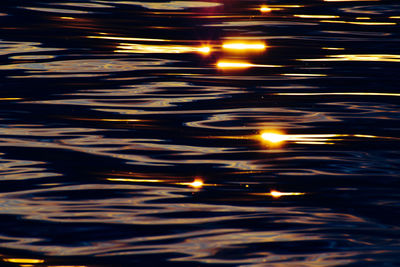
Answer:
top-left (1, 0), bottom-right (400, 266)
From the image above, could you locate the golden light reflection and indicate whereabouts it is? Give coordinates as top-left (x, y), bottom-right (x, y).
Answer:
top-left (268, 190), bottom-right (305, 198)
top-left (322, 47), bottom-right (345, 50)
top-left (177, 179), bottom-right (205, 189)
top-left (260, 5), bottom-right (272, 13)
top-left (258, 131), bottom-right (387, 146)
top-left (190, 179), bottom-right (204, 189)
top-left (3, 258), bottom-right (44, 264)
top-left (217, 61), bottom-right (252, 69)
top-left (217, 61), bottom-right (280, 69)
top-left (0, 98), bottom-right (22, 101)
top-left (222, 41), bottom-right (266, 52)
top-left (115, 43), bottom-right (211, 55)
top-left (260, 131), bottom-right (286, 144)
top-left (294, 14), bottom-right (340, 19)
top-left (299, 54), bottom-right (400, 63)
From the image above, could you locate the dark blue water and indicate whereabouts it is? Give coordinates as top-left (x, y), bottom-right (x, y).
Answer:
top-left (1, 0), bottom-right (400, 266)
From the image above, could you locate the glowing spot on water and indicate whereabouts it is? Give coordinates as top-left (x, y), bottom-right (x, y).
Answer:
top-left (222, 42), bottom-right (266, 51)
top-left (217, 61), bottom-right (253, 69)
top-left (260, 5), bottom-right (272, 13)
top-left (260, 131), bottom-right (286, 144)
top-left (198, 46), bottom-right (211, 55)
top-left (189, 179), bottom-right (204, 188)
top-left (268, 190), bottom-right (305, 198)
top-left (3, 258), bottom-right (44, 264)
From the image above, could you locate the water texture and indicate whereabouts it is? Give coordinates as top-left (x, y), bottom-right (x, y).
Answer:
top-left (0, 0), bottom-right (400, 266)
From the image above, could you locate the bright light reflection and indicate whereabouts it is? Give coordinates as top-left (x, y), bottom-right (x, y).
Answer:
top-left (3, 258), bottom-right (44, 264)
top-left (261, 132), bottom-right (286, 143)
top-left (177, 179), bottom-right (204, 189)
top-left (217, 61), bottom-right (253, 69)
top-left (116, 43), bottom-right (211, 55)
top-left (260, 5), bottom-right (272, 13)
top-left (268, 190), bottom-right (305, 198)
top-left (222, 42), bottom-right (266, 51)
top-left (217, 61), bottom-right (279, 69)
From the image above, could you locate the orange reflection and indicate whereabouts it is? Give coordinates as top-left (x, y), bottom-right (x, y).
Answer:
top-left (115, 43), bottom-right (211, 55)
top-left (268, 190), bottom-right (305, 198)
top-left (222, 41), bottom-right (266, 52)
top-left (217, 60), bottom-right (279, 69)
top-left (294, 14), bottom-right (340, 19)
top-left (217, 61), bottom-right (253, 69)
top-left (3, 258), bottom-right (44, 264)
top-left (260, 131), bottom-right (286, 144)
top-left (178, 179), bottom-right (204, 189)
top-left (260, 5), bottom-right (272, 13)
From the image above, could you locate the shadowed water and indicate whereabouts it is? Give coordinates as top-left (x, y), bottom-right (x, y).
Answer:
top-left (0, 0), bottom-right (400, 266)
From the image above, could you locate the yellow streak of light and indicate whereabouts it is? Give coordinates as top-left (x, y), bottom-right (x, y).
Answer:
top-left (390, 16), bottom-right (400, 19)
top-left (259, 131), bottom-right (386, 145)
top-left (356, 17), bottom-right (371, 20)
top-left (299, 54), bottom-right (400, 63)
top-left (115, 43), bottom-right (211, 55)
top-left (217, 61), bottom-right (280, 69)
top-left (217, 61), bottom-right (253, 69)
top-left (0, 98), bottom-right (22, 100)
top-left (294, 14), bottom-right (340, 19)
top-left (260, 5), bottom-right (272, 13)
top-left (60, 16), bottom-right (75, 20)
top-left (322, 47), bottom-right (345, 50)
top-left (198, 46), bottom-right (211, 54)
top-left (222, 42), bottom-right (266, 51)
top-left (177, 179), bottom-right (204, 189)
top-left (321, 20), bottom-right (396, 25)
top-left (3, 258), bottom-right (44, 264)
top-left (107, 178), bottom-right (162, 183)
top-left (260, 132), bottom-right (287, 144)
top-left (268, 190), bottom-right (305, 198)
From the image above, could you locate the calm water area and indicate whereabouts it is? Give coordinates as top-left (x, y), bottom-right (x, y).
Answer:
top-left (0, 0), bottom-right (400, 266)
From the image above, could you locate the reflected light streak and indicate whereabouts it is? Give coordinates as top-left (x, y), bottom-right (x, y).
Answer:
top-left (299, 54), bottom-right (400, 63)
top-left (217, 61), bottom-right (280, 69)
top-left (177, 179), bottom-right (204, 189)
top-left (3, 258), bottom-right (44, 264)
top-left (115, 43), bottom-right (211, 55)
top-left (222, 41), bottom-right (266, 51)
top-left (294, 14), bottom-right (340, 19)
top-left (320, 20), bottom-right (396, 25)
top-left (259, 131), bottom-right (385, 146)
top-left (260, 132), bottom-right (286, 144)
top-left (260, 6), bottom-right (272, 13)
top-left (268, 190), bottom-right (305, 198)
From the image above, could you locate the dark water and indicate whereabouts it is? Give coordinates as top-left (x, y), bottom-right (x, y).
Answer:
top-left (0, 0), bottom-right (400, 266)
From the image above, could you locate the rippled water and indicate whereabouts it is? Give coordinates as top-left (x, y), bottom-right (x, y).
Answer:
top-left (1, 0), bottom-right (400, 266)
